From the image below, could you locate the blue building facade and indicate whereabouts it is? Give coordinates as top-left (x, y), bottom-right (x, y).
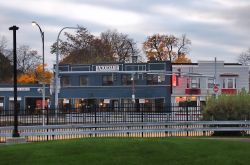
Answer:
top-left (55, 61), bottom-right (172, 111)
top-left (0, 61), bottom-right (172, 112)
top-left (0, 84), bottom-right (50, 112)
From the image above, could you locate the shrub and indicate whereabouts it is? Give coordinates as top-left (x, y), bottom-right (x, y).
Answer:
top-left (202, 92), bottom-right (250, 121)
top-left (202, 92), bottom-right (250, 136)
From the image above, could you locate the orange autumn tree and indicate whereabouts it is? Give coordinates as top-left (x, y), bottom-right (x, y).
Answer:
top-left (173, 53), bottom-right (192, 63)
top-left (17, 64), bottom-right (53, 84)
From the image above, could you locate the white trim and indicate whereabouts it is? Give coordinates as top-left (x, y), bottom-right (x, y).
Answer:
top-left (9, 97), bottom-right (22, 101)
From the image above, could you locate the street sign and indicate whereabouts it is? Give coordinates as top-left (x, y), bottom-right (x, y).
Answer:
top-left (213, 85), bottom-right (219, 93)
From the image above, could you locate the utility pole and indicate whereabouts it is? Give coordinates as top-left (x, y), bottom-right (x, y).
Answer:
top-left (214, 57), bottom-right (218, 98)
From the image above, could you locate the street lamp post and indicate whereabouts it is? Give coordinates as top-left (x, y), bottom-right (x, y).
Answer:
top-left (9, 25), bottom-right (19, 137)
top-left (32, 21), bottom-right (45, 126)
top-left (54, 27), bottom-right (78, 112)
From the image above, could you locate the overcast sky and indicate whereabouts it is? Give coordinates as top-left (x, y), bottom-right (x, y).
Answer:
top-left (0, 0), bottom-right (250, 68)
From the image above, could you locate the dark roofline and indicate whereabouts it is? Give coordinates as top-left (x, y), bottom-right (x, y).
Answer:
top-left (172, 62), bottom-right (242, 66)
top-left (172, 63), bottom-right (197, 65)
top-left (224, 63), bottom-right (242, 65)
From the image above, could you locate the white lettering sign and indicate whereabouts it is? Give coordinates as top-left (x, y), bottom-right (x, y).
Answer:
top-left (139, 99), bottom-right (145, 104)
top-left (0, 88), bottom-right (30, 92)
top-left (96, 65), bottom-right (119, 72)
top-left (104, 99), bottom-right (110, 103)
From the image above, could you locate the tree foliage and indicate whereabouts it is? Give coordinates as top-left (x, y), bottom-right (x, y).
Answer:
top-left (100, 29), bottom-right (140, 62)
top-left (237, 48), bottom-right (250, 65)
top-left (173, 53), bottom-right (191, 63)
top-left (17, 64), bottom-right (52, 84)
top-left (51, 26), bottom-right (115, 64)
top-left (3, 45), bottom-right (41, 73)
top-left (143, 34), bottom-right (191, 62)
top-left (0, 35), bottom-right (41, 83)
top-left (16, 45), bottom-right (41, 73)
top-left (0, 35), bottom-right (8, 53)
top-left (0, 52), bottom-right (13, 83)
top-left (51, 26), bottom-right (140, 64)
top-left (0, 36), bottom-right (12, 83)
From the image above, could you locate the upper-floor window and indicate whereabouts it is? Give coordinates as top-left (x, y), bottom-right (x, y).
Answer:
top-left (223, 78), bottom-right (236, 89)
top-left (207, 78), bottom-right (214, 88)
top-left (80, 76), bottom-right (88, 86)
top-left (122, 74), bottom-right (132, 85)
top-left (102, 75), bottom-right (113, 86)
top-left (187, 77), bottom-right (200, 88)
top-left (60, 76), bottom-right (70, 87)
top-left (147, 74), bottom-right (158, 85)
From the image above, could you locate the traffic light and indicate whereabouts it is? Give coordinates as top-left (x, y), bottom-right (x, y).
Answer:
top-left (177, 68), bottom-right (181, 77)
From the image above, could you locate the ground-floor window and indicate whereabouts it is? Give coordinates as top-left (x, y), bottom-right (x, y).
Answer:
top-left (9, 98), bottom-right (21, 112)
top-left (25, 97), bottom-right (50, 113)
top-left (57, 97), bottom-right (166, 112)
top-left (175, 96), bottom-right (197, 107)
top-left (0, 97), bottom-right (4, 112)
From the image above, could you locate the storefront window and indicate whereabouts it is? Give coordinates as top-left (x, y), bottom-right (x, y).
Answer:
top-left (0, 97), bottom-right (4, 112)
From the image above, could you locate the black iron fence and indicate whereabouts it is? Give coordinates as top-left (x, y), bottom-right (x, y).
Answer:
top-left (1, 105), bottom-right (250, 142)
top-left (0, 105), bottom-right (202, 126)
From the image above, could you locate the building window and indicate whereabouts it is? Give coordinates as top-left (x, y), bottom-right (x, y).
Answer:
top-left (147, 74), bottom-right (158, 85)
top-left (0, 97), bottom-right (4, 112)
top-left (207, 78), bottom-right (214, 88)
top-left (122, 74), bottom-right (132, 85)
top-left (187, 78), bottom-right (200, 88)
top-left (60, 76), bottom-right (70, 87)
top-left (80, 76), bottom-right (88, 86)
top-left (223, 78), bottom-right (236, 88)
top-left (102, 75), bottom-right (113, 86)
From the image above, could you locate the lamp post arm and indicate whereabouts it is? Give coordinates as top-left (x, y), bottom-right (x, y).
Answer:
top-left (54, 27), bottom-right (78, 110)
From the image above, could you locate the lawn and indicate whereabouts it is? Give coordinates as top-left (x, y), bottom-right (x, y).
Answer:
top-left (0, 138), bottom-right (249, 165)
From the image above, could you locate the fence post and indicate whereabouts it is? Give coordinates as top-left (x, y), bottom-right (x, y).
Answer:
top-left (141, 105), bottom-right (144, 138)
top-left (186, 102), bottom-right (189, 136)
top-left (94, 105), bottom-right (97, 137)
top-left (46, 108), bottom-right (49, 141)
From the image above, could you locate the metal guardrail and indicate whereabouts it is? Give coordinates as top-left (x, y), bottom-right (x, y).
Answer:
top-left (1, 121), bottom-right (250, 137)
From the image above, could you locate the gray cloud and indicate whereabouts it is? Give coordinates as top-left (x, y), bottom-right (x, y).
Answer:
top-left (0, 0), bottom-right (249, 68)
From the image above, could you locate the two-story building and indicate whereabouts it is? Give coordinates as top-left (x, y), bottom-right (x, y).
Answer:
top-left (172, 61), bottom-right (249, 106)
top-left (53, 61), bottom-right (172, 111)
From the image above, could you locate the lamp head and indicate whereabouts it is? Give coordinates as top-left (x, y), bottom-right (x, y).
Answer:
top-left (31, 21), bottom-right (37, 27)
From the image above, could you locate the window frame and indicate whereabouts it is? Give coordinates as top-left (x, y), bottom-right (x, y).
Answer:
top-left (60, 76), bottom-right (70, 87)
top-left (187, 77), bottom-right (200, 89)
top-left (79, 76), bottom-right (88, 86)
top-left (222, 77), bottom-right (236, 89)
top-left (102, 75), bottom-right (113, 86)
